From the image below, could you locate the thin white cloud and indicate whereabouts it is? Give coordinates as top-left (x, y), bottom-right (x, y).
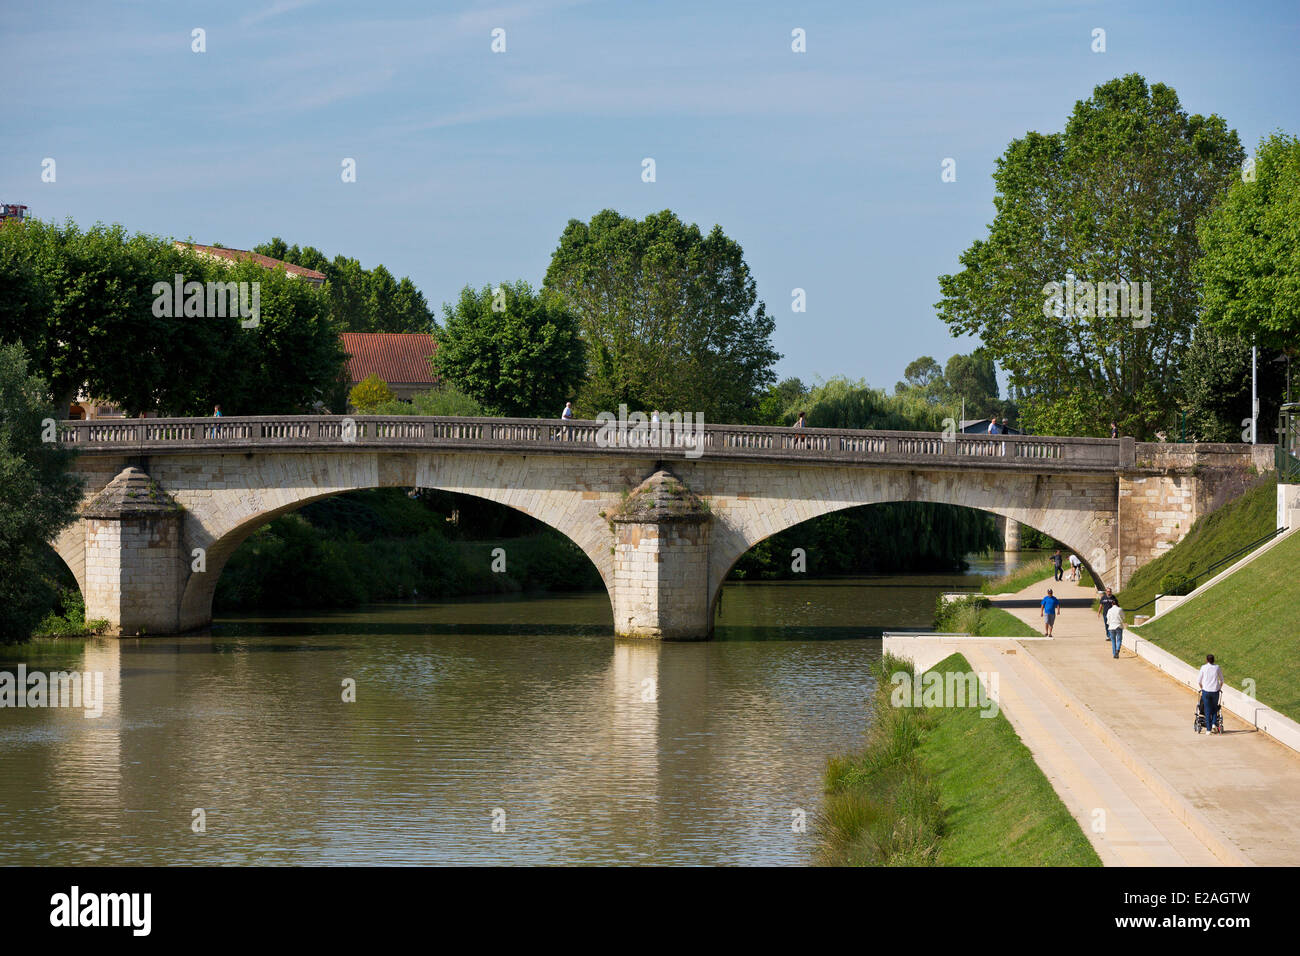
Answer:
top-left (240, 0), bottom-right (321, 28)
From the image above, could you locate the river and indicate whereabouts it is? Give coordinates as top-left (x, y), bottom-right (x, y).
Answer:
top-left (0, 554), bottom-right (1026, 866)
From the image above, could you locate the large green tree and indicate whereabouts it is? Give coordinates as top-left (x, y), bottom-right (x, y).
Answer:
top-left (0, 220), bottom-right (346, 416)
top-left (255, 238), bottom-right (435, 334)
top-left (1195, 132), bottom-right (1300, 353)
top-left (0, 343), bottom-right (83, 642)
top-left (544, 209), bottom-right (780, 421)
top-left (432, 281), bottom-right (585, 418)
top-left (936, 75), bottom-right (1243, 439)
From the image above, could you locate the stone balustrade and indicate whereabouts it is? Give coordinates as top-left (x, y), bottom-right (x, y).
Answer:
top-left (57, 415), bottom-right (1132, 473)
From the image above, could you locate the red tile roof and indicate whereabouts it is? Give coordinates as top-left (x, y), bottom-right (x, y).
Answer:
top-left (341, 332), bottom-right (438, 386)
top-left (175, 242), bottom-right (327, 281)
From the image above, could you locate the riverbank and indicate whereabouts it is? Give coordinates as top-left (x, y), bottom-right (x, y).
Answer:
top-left (986, 573), bottom-right (1300, 865)
top-left (818, 652), bottom-right (1100, 865)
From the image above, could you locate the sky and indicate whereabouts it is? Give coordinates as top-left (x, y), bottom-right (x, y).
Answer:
top-left (3, 0), bottom-right (1298, 395)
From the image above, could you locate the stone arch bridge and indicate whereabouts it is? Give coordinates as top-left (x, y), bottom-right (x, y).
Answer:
top-left (52, 416), bottom-right (1273, 640)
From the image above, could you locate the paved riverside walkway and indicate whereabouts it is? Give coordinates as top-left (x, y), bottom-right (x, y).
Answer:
top-left (987, 573), bottom-right (1300, 866)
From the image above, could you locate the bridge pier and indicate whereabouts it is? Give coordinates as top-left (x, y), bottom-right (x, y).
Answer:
top-left (79, 467), bottom-right (187, 636)
top-left (609, 469), bottom-right (713, 640)
top-left (999, 515), bottom-right (1021, 552)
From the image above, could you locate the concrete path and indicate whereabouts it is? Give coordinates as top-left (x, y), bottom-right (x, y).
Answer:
top-left (990, 572), bottom-right (1300, 866)
top-left (885, 632), bottom-right (1222, 865)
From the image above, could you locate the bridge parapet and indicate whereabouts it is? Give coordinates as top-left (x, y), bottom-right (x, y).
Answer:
top-left (57, 415), bottom-right (1130, 473)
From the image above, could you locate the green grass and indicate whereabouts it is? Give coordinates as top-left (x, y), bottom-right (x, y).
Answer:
top-left (1136, 528), bottom-right (1300, 722)
top-left (817, 653), bottom-right (1100, 866)
top-left (1118, 476), bottom-right (1277, 616)
top-left (935, 595), bottom-right (1041, 637)
top-left (980, 555), bottom-right (1054, 595)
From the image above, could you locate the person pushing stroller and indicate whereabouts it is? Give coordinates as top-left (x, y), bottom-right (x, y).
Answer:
top-left (1195, 653), bottom-right (1225, 735)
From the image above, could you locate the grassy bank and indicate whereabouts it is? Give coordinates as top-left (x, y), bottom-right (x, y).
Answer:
top-left (1118, 475), bottom-right (1277, 615)
top-left (980, 555), bottom-right (1053, 594)
top-left (818, 653), bottom-right (1100, 866)
top-left (1136, 528), bottom-right (1300, 721)
top-left (934, 595), bottom-right (1040, 637)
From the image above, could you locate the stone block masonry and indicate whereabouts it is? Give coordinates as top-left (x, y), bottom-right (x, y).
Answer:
top-left (55, 434), bottom-right (1270, 639)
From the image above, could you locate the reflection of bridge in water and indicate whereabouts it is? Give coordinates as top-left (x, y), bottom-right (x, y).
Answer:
top-left (53, 416), bottom-right (1273, 640)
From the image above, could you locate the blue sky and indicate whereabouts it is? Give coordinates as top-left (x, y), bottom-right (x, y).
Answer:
top-left (3, 0), bottom-right (1297, 394)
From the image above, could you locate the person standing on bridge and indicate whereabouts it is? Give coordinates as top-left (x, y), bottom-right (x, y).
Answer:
top-left (559, 401), bottom-right (575, 442)
top-left (1110, 421), bottom-right (1119, 439)
top-left (1040, 588), bottom-right (1061, 637)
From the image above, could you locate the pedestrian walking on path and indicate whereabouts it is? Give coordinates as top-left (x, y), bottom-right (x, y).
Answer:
top-left (1105, 602), bottom-right (1125, 658)
top-left (1098, 587), bottom-right (1119, 641)
top-left (1198, 654), bottom-right (1226, 734)
top-left (1051, 549), bottom-right (1064, 581)
top-left (1068, 553), bottom-right (1081, 581)
top-left (1040, 588), bottom-right (1061, 637)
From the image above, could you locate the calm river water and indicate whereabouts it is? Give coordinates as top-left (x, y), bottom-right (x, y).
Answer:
top-left (0, 555), bottom-right (1024, 866)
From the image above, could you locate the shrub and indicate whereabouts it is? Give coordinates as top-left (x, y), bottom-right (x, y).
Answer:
top-left (349, 374), bottom-right (396, 412)
top-left (934, 594), bottom-right (991, 632)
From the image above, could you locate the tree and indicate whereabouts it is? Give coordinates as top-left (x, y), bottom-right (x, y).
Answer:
top-left (432, 281), bottom-right (585, 418)
top-left (0, 342), bottom-right (83, 642)
top-left (254, 239), bottom-right (435, 333)
top-left (1195, 132), bottom-right (1300, 353)
top-left (188, 258), bottom-right (346, 415)
top-left (349, 374), bottom-right (396, 412)
top-left (943, 348), bottom-right (1006, 421)
top-left (1179, 326), bottom-right (1285, 442)
top-left (896, 356), bottom-right (943, 399)
top-left (754, 377), bottom-right (808, 425)
top-left (544, 209), bottom-right (780, 421)
top-left (0, 220), bottom-right (346, 416)
top-left (936, 75), bottom-right (1243, 439)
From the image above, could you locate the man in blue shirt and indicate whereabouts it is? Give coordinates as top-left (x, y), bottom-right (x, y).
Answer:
top-left (1040, 588), bottom-right (1061, 637)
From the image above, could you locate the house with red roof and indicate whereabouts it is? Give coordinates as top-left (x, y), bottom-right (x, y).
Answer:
top-left (340, 332), bottom-right (438, 403)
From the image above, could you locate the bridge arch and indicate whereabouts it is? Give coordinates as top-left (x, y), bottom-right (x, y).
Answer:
top-left (177, 477), bottom-right (610, 629)
top-left (681, 462), bottom-right (1118, 621)
top-left (167, 450), bottom-right (627, 631)
top-left (706, 498), bottom-right (1106, 621)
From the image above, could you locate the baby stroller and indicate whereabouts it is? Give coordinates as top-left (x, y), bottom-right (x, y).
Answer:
top-left (1194, 695), bottom-right (1224, 734)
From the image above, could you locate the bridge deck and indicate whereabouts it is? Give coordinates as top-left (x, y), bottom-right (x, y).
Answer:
top-left (56, 416), bottom-right (1132, 474)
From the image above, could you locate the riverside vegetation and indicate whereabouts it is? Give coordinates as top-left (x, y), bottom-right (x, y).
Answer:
top-left (933, 594), bottom-right (1039, 637)
top-left (817, 653), bottom-right (1100, 866)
